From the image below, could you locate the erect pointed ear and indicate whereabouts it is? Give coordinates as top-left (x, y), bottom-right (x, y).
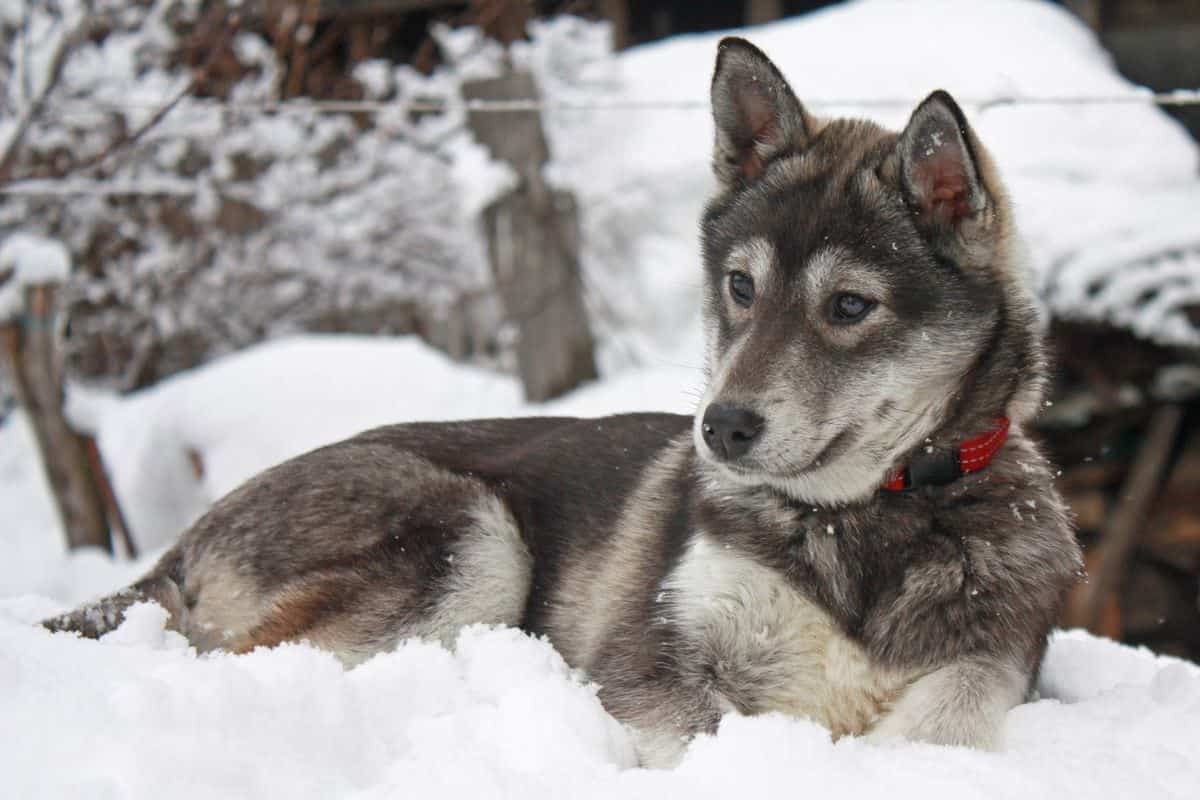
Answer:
top-left (711, 37), bottom-right (811, 187)
top-left (893, 91), bottom-right (994, 247)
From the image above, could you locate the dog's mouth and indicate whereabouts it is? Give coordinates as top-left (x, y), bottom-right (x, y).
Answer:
top-left (704, 425), bottom-right (856, 481)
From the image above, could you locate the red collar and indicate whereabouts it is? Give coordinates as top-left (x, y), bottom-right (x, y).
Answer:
top-left (882, 417), bottom-right (1010, 492)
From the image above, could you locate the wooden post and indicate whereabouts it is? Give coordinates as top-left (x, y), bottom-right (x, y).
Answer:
top-left (463, 71), bottom-right (599, 402)
top-left (1063, 0), bottom-right (1104, 32)
top-left (473, 0), bottom-right (532, 46)
top-left (1, 284), bottom-right (113, 552)
top-left (745, 0), bottom-right (783, 26)
top-left (600, 0), bottom-right (630, 50)
top-left (84, 436), bottom-right (138, 558)
top-left (1065, 403), bottom-right (1184, 634)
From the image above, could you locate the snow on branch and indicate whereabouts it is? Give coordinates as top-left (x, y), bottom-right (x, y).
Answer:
top-left (0, 0), bottom-right (90, 184)
top-left (0, 1), bottom-right (497, 390)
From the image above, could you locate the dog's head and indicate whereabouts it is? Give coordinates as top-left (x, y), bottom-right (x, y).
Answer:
top-left (695, 38), bottom-right (1044, 505)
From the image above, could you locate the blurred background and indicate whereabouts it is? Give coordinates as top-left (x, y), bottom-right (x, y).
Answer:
top-left (1, 0), bottom-right (1198, 661)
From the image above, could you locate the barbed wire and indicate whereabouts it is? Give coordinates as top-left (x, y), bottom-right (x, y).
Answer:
top-left (34, 88), bottom-right (1200, 117)
top-left (0, 179), bottom-right (196, 196)
top-left (4, 88), bottom-right (1198, 197)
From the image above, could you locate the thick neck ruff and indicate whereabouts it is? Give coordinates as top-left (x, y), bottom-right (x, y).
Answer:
top-left (882, 417), bottom-right (1010, 492)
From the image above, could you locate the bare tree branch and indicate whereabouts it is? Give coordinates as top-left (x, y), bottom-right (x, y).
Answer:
top-left (0, 7), bottom-right (91, 185)
top-left (63, 12), bottom-right (240, 177)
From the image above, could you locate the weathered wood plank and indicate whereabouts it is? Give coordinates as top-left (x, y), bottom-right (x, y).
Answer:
top-left (1067, 403), bottom-right (1184, 634)
top-left (464, 71), bottom-right (598, 402)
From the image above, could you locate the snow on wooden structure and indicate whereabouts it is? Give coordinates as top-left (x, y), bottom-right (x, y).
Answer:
top-left (464, 71), bottom-right (597, 401)
top-left (0, 235), bottom-right (133, 555)
top-left (1045, 317), bottom-right (1200, 659)
top-left (1033, 184), bottom-right (1200, 659)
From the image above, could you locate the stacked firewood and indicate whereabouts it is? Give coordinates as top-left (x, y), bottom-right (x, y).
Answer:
top-left (1042, 322), bottom-right (1200, 660)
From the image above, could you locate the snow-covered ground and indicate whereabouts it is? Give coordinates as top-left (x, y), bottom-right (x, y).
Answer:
top-left (3, 335), bottom-right (1200, 799)
top-left (533, 0), bottom-right (1200, 361)
top-left (5, 0), bottom-right (1200, 796)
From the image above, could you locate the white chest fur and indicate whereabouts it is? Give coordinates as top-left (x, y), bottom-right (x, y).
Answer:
top-left (663, 534), bottom-right (914, 737)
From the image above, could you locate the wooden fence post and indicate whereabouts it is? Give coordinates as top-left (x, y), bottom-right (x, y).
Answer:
top-left (463, 70), bottom-right (599, 402)
top-left (1, 283), bottom-right (118, 553)
top-left (745, 0), bottom-right (783, 26)
top-left (600, 0), bottom-right (630, 50)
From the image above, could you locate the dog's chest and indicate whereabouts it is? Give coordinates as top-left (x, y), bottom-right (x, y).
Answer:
top-left (663, 534), bottom-right (913, 736)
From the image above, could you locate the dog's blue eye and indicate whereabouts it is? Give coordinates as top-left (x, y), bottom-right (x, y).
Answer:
top-left (830, 292), bottom-right (874, 323)
top-left (728, 271), bottom-right (755, 307)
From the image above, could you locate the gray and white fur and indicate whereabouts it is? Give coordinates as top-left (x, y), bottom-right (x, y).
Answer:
top-left (44, 38), bottom-right (1082, 767)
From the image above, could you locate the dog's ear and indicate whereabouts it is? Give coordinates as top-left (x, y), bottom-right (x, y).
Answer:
top-left (711, 38), bottom-right (811, 187)
top-left (892, 91), bottom-right (1000, 259)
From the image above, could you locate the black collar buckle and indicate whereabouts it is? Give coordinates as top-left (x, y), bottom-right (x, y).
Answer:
top-left (903, 448), bottom-right (962, 489)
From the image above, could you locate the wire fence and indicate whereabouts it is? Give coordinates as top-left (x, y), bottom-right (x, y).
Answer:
top-left (38, 87), bottom-right (1200, 115)
top-left (3, 88), bottom-right (1199, 197)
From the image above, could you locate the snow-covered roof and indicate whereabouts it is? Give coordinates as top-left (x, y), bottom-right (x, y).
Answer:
top-left (532, 0), bottom-right (1200, 352)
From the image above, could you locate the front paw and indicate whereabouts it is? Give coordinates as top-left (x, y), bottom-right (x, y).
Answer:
top-left (866, 709), bottom-right (1003, 750)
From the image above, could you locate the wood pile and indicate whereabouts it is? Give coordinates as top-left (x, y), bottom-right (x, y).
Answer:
top-left (1043, 321), bottom-right (1200, 660)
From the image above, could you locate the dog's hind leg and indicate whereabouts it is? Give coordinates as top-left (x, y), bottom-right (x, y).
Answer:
top-left (43, 444), bottom-right (534, 664)
top-left (176, 448), bottom-right (535, 663)
top-left (223, 488), bottom-right (534, 664)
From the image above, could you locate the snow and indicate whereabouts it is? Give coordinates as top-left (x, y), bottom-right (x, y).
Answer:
top-left (2, 2), bottom-right (493, 391)
top-left (0, 232), bottom-right (71, 320)
top-left (4, 1), bottom-right (1200, 795)
top-left (526, 0), bottom-right (1200, 357)
top-left (4, 0), bottom-right (1196, 399)
top-left (3, 334), bottom-right (1200, 797)
top-left (446, 133), bottom-right (520, 220)
top-left (84, 336), bottom-right (697, 552)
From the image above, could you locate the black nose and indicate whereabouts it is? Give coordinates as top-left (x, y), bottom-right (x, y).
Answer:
top-left (701, 404), bottom-right (764, 461)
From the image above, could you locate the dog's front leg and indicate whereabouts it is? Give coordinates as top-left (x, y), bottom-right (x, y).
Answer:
top-left (868, 658), bottom-right (1028, 749)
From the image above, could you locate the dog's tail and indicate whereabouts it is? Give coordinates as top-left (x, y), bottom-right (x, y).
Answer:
top-left (41, 548), bottom-right (187, 639)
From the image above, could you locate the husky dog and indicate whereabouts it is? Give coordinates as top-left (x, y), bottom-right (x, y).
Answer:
top-left (45, 39), bottom-right (1081, 767)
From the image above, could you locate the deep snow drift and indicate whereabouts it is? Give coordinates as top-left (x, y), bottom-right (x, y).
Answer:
top-left (3, 336), bottom-right (1199, 799)
top-left (1, 600), bottom-right (1198, 799)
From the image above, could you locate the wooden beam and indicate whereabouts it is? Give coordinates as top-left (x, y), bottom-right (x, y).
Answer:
top-left (600, 0), bottom-right (630, 51)
top-left (463, 72), bottom-right (598, 402)
top-left (1068, 403), bottom-right (1184, 634)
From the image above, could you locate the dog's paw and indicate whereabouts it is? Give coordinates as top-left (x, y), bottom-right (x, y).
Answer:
top-left (866, 713), bottom-right (1004, 750)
